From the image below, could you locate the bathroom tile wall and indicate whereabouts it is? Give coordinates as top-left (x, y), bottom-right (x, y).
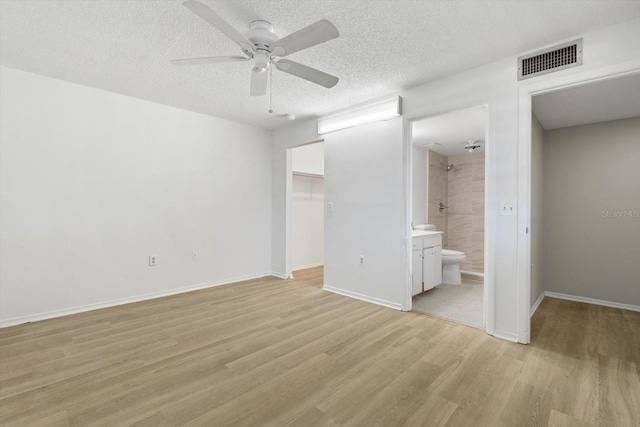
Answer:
top-left (427, 151), bottom-right (448, 246)
top-left (428, 150), bottom-right (484, 273)
top-left (471, 153), bottom-right (485, 273)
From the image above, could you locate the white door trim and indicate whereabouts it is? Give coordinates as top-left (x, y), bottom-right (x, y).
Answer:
top-left (516, 59), bottom-right (640, 344)
top-left (403, 104), bottom-right (494, 336)
top-left (285, 140), bottom-right (325, 279)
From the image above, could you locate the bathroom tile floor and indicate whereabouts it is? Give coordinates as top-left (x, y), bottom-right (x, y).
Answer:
top-left (412, 278), bottom-right (484, 329)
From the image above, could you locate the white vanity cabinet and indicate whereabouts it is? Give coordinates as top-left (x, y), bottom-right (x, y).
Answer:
top-left (423, 243), bottom-right (442, 291)
top-left (411, 232), bottom-right (443, 296)
top-left (412, 248), bottom-right (423, 296)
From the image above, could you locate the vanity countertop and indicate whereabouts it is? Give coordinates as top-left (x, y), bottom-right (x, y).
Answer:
top-left (411, 230), bottom-right (444, 238)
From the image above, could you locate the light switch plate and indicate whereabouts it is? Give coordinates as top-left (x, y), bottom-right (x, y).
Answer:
top-left (500, 201), bottom-right (516, 216)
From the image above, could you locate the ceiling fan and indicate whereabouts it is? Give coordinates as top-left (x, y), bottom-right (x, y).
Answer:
top-left (171, 0), bottom-right (340, 96)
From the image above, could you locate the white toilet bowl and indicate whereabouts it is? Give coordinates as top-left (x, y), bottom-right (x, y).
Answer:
top-left (442, 249), bottom-right (466, 284)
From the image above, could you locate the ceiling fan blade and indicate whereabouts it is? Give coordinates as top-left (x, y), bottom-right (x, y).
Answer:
top-left (272, 20), bottom-right (339, 57)
top-left (182, 1), bottom-right (256, 54)
top-left (275, 59), bottom-right (339, 88)
top-left (170, 56), bottom-right (249, 66)
top-left (250, 68), bottom-right (268, 96)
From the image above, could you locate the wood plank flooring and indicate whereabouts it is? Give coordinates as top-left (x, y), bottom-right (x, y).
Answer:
top-left (0, 272), bottom-right (638, 426)
top-left (292, 266), bottom-right (324, 288)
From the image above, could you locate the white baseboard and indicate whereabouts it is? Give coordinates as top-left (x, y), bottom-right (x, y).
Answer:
top-left (460, 270), bottom-right (485, 278)
top-left (0, 272), bottom-right (273, 328)
top-left (545, 291), bottom-right (640, 312)
top-left (292, 262), bottom-right (324, 271)
top-left (491, 329), bottom-right (519, 343)
top-left (530, 292), bottom-right (545, 317)
top-left (322, 286), bottom-right (402, 311)
top-left (271, 271), bottom-right (289, 279)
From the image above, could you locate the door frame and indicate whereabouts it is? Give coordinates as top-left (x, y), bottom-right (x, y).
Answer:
top-left (403, 104), bottom-right (494, 336)
top-left (516, 59), bottom-right (640, 343)
top-left (285, 139), bottom-right (325, 279)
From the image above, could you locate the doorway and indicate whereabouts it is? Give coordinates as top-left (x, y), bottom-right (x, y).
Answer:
top-left (408, 105), bottom-right (489, 329)
top-left (529, 73), bottom-right (640, 324)
top-left (517, 64), bottom-right (640, 343)
top-left (287, 141), bottom-right (325, 285)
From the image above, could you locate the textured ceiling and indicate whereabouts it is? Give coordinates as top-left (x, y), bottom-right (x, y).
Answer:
top-left (532, 73), bottom-right (640, 130)
top-left (412, 106), bottom-right (486, 157)
top-left (2, 0), bottom-right (640, 130)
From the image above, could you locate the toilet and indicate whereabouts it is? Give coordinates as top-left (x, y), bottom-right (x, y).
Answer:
top-left (442, 249), bottom-right (467, 285)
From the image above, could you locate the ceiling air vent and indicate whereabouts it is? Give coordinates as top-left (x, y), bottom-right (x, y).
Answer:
top-left (517, 39), bottom-right (582, 81)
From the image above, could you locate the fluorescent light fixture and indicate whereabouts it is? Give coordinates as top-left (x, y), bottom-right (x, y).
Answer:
top-left (317, 96), bottom-right (402, 134)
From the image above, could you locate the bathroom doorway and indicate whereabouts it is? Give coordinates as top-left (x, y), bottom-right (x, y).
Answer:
top-left (409, 105), bottom-right (489, 329)
top-left (287, 142), bottom-right (325, 286)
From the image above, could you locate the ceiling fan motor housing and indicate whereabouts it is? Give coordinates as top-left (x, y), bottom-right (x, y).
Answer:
top-left (245, 20), bottom-right (278, 53)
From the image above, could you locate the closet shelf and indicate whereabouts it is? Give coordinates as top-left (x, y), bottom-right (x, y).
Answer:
top-left (292, 171), bottom-right (324, 178)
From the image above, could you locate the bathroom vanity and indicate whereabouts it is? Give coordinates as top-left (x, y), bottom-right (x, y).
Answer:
top-left (412, 231), bottom-right (443, 296)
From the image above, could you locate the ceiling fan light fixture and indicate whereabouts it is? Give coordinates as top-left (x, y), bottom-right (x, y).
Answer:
top-left (253, 52), bottom-right (270, 71)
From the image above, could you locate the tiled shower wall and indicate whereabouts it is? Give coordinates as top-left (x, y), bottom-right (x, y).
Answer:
top-left (428, 151), bottom-right (448, 246)
top-left (428, 150), bottom-right (484, 273)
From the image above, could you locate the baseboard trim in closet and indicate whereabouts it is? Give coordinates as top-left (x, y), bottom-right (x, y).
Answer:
top-left (545, 291), bottom-right (640, 312)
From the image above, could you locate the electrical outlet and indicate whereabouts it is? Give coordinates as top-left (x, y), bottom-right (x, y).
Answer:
top-left (191, 251), bottom-right (198, 261)
top-left (360, 255), bottom-right (365, 265)
top-left (149, 255), bottom-right (158, 266)
top-left (328, 202), bottom-right (334, 212)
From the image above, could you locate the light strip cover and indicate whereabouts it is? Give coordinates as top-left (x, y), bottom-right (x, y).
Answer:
top-left (317, 96), bottom-right (402, 134)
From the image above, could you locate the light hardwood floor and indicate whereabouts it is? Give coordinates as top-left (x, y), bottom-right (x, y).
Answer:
top-left (0, 270), bottom-right (638, 426)
top-left (292, 266), bottom-right (324, 289)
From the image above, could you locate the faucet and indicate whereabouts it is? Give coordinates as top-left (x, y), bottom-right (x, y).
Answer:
top-left (438, 202), bottom-right (448, 212)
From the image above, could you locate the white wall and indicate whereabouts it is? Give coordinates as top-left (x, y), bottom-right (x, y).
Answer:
top-left (0, 67), bottom-right (273, 326)
top-left (272, 116), bottom-right (407, 308)
top-left (542, 117), bottom-right (640, 306)
top-left (530, 114), bottom-right (545, 311)
top-left (291, 142), bottom-right (324, 270)
top-left (323, 118), bottom-right (407, 309)
top-left (272, 18), bottom-right (640, 341)
top-left (292, 142), bottom-right (324, 175)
